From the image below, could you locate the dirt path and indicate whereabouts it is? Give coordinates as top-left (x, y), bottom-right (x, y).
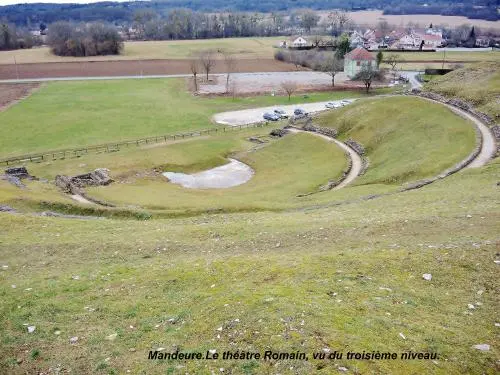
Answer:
top-left (413, 96), bottom-right (496, 168)
top-left (288, 128), bottom-right (362, 190)
top-left (70, 194), bottom-right (94, 205)
top-left (445, 104), bottom-right (496, 168)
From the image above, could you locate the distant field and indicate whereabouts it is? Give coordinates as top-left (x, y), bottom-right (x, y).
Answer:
top-left (380, 51), bottom-right (500, 71)
top-left (0, 37), bottom-right (283, 65)
top-left (336, 10), bottom-right (500, 30)
top-left (384, 51), bottom-right (500, 63)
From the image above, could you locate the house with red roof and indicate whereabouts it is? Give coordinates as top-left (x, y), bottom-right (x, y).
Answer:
top-left (344, 47), bottom-right (378, 78)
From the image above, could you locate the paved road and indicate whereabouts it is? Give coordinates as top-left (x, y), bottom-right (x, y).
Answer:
top-left (402, 71), bottom-right (423, 89)
top-left (213, 99), bottom-right (356, 126)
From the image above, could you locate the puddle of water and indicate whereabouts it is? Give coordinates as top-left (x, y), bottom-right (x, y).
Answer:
top-left (163, 158), bottom-right (254, 189)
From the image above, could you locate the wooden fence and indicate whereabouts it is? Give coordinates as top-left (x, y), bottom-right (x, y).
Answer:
top-left (0, 122), bottom-right (271, 167)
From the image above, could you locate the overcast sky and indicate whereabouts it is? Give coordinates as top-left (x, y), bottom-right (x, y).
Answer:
top-left (0, 0), bottom-right (130, 5)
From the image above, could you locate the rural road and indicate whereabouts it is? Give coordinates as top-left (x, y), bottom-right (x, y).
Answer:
top-left (0, 74), bottom-right (193, 83)
top-left (402, 71), bottom-right (423, 89)
top-left (288, 128), bottom-right (362, 190)
top-left (213, 99), bottom-right (356, 126)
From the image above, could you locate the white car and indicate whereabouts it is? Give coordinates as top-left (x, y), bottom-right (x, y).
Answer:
top-left (340, 100), bottom-right (351, 106)
top-left (325, 102), bottom-right (341, 109)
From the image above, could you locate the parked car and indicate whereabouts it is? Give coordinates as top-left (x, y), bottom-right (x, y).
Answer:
top-left (325, 102), bottom-right (341, 109)
top-left (263, 112), bottom-right (280, 121)
top-left (294, 108), bottom-right (308, 116)
top-left (273, 108), bottom-right (288, 118)
top-left (340, 100), bottom-right (351, 106)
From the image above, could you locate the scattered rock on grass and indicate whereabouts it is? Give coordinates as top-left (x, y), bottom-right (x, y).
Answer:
top-left (106, 333), bottom-right (118, 341)
top-left (70, 336), bottom-right (79, 344)
top-left (27, 326), bottom-right (36, 333)
top-left (472, 344), bottom-right (490, 351)
top-left (422, 273), bottom-right (432, 281)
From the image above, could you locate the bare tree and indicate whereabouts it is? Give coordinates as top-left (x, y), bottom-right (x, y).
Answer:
top-left (327, 10), bottom-right (351, 36)
top-left (223, 52), bottom-right (236, 93)
top-left (311, 35), bottom-right (324, 48)
top-left (199, 50), bottom-right (216, 81)
top-left (321, 55), bottom-right (344, 87)
top-left (229, 80), bottom-right (238, 101)
top-left (357, 65), bottom-right (377, 93)
top-left (385, 54), bottom-right (400, 81)
top-left (290, 51), bottom-right (303, 70)
top-left (377, 19), bottom-right (391, 40)
top-left (281, 81), bottom-right (298, 101)
top-left (190, 60), bottom-right (199, 91)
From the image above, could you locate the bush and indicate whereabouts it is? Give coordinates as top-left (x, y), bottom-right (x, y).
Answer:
top-left (274, 50), bottom-right (285, 61)
top-left (47, 21), bottom-right (123, 57)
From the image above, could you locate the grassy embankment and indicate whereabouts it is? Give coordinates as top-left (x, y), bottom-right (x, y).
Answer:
top-left (424, 62), bottom-right (500, 122)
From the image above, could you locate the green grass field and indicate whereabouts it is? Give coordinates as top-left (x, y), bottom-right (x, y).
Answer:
top-left (0, 70), bottom-right (498, 374)
top-left (0, 79), bottom-right (390, 158)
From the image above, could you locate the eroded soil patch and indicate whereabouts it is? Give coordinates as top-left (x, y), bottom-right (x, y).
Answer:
top-left (0, 83), bottom-right (40, 111)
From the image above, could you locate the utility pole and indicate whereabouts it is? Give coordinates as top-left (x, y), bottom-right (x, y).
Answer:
top-left (14, 56), bottom-right (19, 80)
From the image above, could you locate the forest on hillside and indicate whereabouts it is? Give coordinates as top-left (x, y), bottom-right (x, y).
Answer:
top-left (0, 0), bottom-right (498, 27)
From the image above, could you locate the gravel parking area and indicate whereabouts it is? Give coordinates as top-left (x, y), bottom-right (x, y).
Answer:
top-left (199, 71), bottom-right (349, 95)
top-left (213, 99), bottom-right (356, 126)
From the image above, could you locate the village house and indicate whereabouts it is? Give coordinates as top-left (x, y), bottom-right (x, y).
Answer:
top-left (280, 36), bottom-right (309, 48)
top-left (421, 34), bottom-right (444, 48)
top-left (349, 31), bottom-right (365, 48)
top-left (344, 47), bottom-right (378, 78)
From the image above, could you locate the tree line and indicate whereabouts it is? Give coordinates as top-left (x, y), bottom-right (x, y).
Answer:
top-left (134, 9), bottom-right (322, 40)
top-left (0, 0), bottom-right (497, 27)
top-left (0, 23), bottom-right (40, 51)
top-left (383, 2), bottom-right (498, 22)
top-left (47, 22), bottom-right (123, 57)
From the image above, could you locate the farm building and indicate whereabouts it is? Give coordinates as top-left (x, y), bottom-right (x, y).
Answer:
top-left (280, 36), bottom-right (309, 48)
top-left (344, 47), bottom-right (378, 78)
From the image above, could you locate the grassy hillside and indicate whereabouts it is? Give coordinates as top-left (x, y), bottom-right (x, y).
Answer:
top-left (1, 159), bottom-right (498, 374)
top-left (0, 79), bottom-right (385, 158)
top-left (0, 72), bottom-right (496, 374)
top-left (424, 62), bottom-right (500, 122)
top-left (315, 96), bottom-right (476, 185)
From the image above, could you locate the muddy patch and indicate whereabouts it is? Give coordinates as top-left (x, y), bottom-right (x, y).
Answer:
top-left (163, 158), bottom-right (253, 189)
top-left (0, 83), bottom-right (40, 112)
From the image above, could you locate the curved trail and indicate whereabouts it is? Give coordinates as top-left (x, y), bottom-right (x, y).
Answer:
top-left (440, 102), bottom-right (496, 168)
top-left (288, 128), bottom-right (362, 190)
